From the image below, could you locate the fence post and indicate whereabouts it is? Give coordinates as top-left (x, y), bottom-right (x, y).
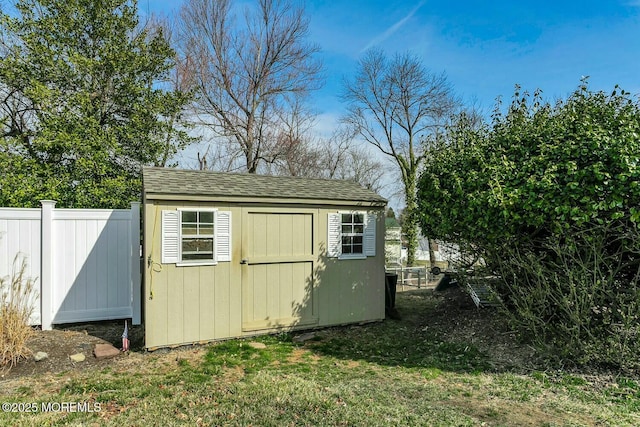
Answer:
top-left (130, 202), bottom-right (141, 325)
top-left (40, 200), bottom-right (56, 330)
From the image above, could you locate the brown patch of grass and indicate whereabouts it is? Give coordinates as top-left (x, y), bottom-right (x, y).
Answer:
top-left (332, 359), bottom-right (360, 369)
top-left (445, 394), bottom-right (599, 426)
top-left (221, 365), bottom-right (246, 383)
top-left (287, 348), bottom-right (316, 364)
top-left (174, 348), bottom-right (207, 365)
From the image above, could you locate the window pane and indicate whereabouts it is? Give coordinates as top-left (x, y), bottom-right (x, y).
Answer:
top-left (182, 238), bottom-right (213, 256)
top-left (342, 244), bottom-right (352, 254)
top-left (199, 211), bottom-right (214, 223)
top-left (182, 252), bottom-right (214, 261)
top-left (342, 224), bottom-right (352, 234)
top-left (182, 224), bottom-right (198, 235)
top-left (199, 225), bottom-right (214, 235)
top-left (354, 225), bottom-right (364, 234)
top-left (182, 211), bottom-right (197, 222)
top-left (341, 213), bottom-right (352, 223)
top-left (354, 213), bottom-right (364, 224)
top-left (353, 244), bottom-right (363, 254)
top-left (342, 236), bottom-right (351, 245)
top-left (354, 236), bottom-right (363, 244)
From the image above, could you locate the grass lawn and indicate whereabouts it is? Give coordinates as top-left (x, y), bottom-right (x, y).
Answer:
top-left (1, 288), bottom-right (639, 426)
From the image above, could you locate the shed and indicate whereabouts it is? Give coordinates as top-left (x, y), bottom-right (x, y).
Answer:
top-left (142, 167), bottom-right (387, 349)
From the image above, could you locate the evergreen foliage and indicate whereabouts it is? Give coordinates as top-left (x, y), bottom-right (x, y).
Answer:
top-left (0, 0), bottom-right (192, 207)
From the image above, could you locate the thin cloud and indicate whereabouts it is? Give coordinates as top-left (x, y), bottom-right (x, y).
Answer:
top-left (361, 0), bottom-right (427, 52)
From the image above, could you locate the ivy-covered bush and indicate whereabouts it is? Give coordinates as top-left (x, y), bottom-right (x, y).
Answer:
top-left (418, 81), bottom-right (640, 370)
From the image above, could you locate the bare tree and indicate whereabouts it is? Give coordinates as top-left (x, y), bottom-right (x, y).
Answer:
top-left (147, 17), bottom-right (198, 167)
top-left (264, 113), bottom-right (386, 193)
top-left (267, 95), bottom-right (321, 176)
top-left (177, 0), bottom-right (322, 173)
top-left (330, 143), bottom-right (385, 193)
top-left (191, 135), bottom-right (245, 172)
top-left (342, 48), bottom-right (458, 265)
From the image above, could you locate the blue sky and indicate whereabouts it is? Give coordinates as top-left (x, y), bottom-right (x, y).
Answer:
top-left (145, 0), bottom-right (640, 127)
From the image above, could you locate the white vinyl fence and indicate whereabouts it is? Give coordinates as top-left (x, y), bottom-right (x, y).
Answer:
top-left (0, 200), bottom-right (141, 330)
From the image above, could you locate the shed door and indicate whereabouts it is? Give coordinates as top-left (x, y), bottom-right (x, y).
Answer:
top-left (241, 210), bottom-right (317, 331)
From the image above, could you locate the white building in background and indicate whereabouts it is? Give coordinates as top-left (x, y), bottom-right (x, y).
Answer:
top-left (385, 217), bottom-right (462, 267)
top-left (400, 238), bottom-right (462, 266)
top-left (384, 218), bottom-right (402, 266)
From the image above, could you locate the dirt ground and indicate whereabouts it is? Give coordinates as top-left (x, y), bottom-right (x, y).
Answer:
top-left (0, 320), bottom-right (145, 382)
top-left (423, 283), bottom-right (539, 371)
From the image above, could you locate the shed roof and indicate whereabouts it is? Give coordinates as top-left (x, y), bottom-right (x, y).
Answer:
top-left (143, 167), bottom-right (387, 205)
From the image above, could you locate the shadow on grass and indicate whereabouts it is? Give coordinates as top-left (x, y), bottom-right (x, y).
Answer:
top-left (58, 287), bottom-right (510, 377)
top-left (295, 288), bottom-right (504, 374)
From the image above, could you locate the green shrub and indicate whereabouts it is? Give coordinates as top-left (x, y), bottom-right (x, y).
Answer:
top-left (418, 81), bottom-right (640, 370)
top-left (1, 255), bottom-right (37, 370)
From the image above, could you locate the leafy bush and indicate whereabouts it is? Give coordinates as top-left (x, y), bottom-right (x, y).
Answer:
top-left (493, 223), bottom-right (640, 370)
top-left (1, 255), bottom-right (37, 370)
top-left (418, 81), bottom-right (640, 370)
top-left (420, 81), bottom-right (640, 247)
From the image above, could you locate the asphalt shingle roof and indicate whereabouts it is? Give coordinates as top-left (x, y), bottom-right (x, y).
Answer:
top-left (143, 167), bottom-right (387, 204)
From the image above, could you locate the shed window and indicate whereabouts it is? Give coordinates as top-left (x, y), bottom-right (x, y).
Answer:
top-left (181, 211), bottom-right (214, 261)
top-left (161, 209), bottom-right (232, 265)
top-left (341, 213), bottom-right (364, 255)
top-left (328, 211), bottom-right (377, 259)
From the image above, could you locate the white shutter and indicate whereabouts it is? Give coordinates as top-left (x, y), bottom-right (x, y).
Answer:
top-left (216, 211), bottom-right (232, 262)
top-left (327, 213), bottom-right (341, 258)
top-left (364, 212), bottom-right (377, 257)
top-left (161, 210), bottom-right (180, 264)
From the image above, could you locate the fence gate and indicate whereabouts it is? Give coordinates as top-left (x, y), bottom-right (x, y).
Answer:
top-left (0, 200), bottom-right (141, 330)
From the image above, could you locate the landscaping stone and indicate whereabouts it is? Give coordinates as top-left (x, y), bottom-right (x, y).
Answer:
top-left (69, 353), bottom-right (86, 362)
top-left (34, 351), bottom-right (48, 362)
top-left (293, 332), bottom-right (316, 343)
top-left (248, 342), bottom-right (266, 349)
top-left (93, 343), bottom-right (121, 359)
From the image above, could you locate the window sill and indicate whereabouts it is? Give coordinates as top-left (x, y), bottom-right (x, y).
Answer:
top-left (338, 254), bottom-right (367, 260)
top-left (176, 261), bottom-right (218, 267)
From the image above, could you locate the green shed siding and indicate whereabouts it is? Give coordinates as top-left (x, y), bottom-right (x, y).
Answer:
top-left (144, 201), bottom-right (244, 348)
top-left (316, 210), bottom-right (385, 327)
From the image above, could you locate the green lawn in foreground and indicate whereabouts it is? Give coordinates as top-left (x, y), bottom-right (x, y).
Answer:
top-left (1, 289), bottom-right (639, 426)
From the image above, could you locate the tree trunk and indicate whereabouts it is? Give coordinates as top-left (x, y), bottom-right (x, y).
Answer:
top-left (428, 239), bottom-right (437, 269)
top-left (403, 172), bottom-right (418, 266)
